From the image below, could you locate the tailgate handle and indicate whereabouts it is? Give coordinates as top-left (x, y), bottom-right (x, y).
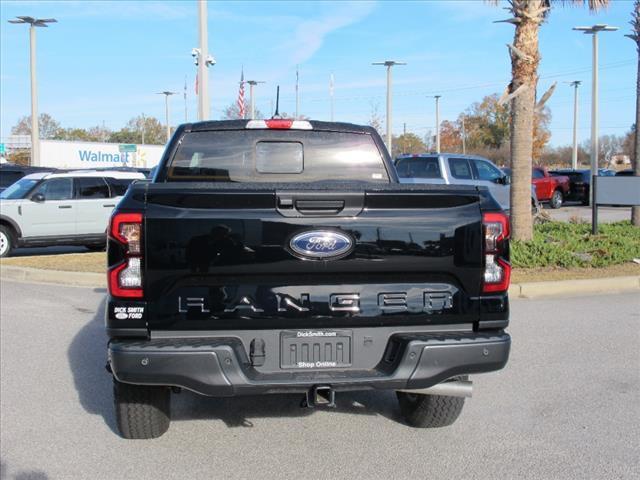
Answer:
top-left (295, 200), bottom-right (344, 214)
top-left (276, 191), bottom-right (364, 217)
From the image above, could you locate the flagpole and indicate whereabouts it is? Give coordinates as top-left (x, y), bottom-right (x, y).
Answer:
top-left (330, 73), bottom-right (335, 122)
top-left (295, 65), bottom-right (299, 119)
top-left (184, 75), bottom-right (188, 122)
top-left (238, 67), bottom-right (246, 119)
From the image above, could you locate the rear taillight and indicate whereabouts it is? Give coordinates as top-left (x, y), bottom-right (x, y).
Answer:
top-left (108, 212), bottom-right (143, 298)
top-left (482, 212), bottom-right (511, 293)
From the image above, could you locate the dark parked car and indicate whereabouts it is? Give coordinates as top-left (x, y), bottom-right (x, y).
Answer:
top-left (550, 169), bottom-right (591, 205)
top-left (0, 163), bottom-right (53, 192)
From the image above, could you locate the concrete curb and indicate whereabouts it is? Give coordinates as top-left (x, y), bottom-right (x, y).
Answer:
top-left (509, 275), bottom-right (640, 299)
top-left (1, 265), bottom-right (638, 298)
top-left (0, 265), bottom-right (106, 288)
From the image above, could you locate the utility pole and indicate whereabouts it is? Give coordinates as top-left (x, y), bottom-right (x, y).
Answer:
top-left (197, 0), bottom-right (210, 120)
top-left (402, 123), bottom-right (407, 154)
top-left (184, 75), bottom-right (188, 123)
top-left (295, 66), bottom-right (300, 119)
top-left (8, 16), bottom-right (57, 166)
top-left (141, 113), bottom-right (146, 145)
top-left (372, 60), bottom-right (406, 155)
top-left (567, 80), bottom-right (582, 169)
top-left (246, 80), bottom-right (265, 120)
top-left (573, 24), bottom-right (618, 203)
top-left (433, 95), bottom-right (441, 154)
top-left (461, 115), bottom-right (466, 154)
top-left (157, 91), bottom-right (177, 142)
top-left (330, 73), bottom-right (335, 122)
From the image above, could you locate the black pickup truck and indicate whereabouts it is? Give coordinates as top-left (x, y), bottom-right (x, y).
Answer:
top-left (106, 119), bottom-right (511, 439)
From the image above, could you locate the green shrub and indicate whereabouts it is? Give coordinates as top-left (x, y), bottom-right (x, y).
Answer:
top-left (511, 221), bottom-right (640, 268)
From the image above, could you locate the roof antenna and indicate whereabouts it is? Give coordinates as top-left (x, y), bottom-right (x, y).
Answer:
top-left (272, 85), bottom-right (281, 119)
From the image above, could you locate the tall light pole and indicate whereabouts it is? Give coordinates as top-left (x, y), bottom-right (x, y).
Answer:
top-left (8, 16), bottom-right (57, 167)
top-left (573, 24), bottom-right (618, 201)
top-left (567, 80), bottom-right (582, 169)
top-left (157, 91), bottom-right (177, 142)
top-left (329, 73), bottom-right (335, 122)
top-left (432, 95), bottom-right (442, 153)
top-left (246, 80), bottom-right (265, 120)
top-left (372, 60), bottom-right (406, 155)
top-left (295, 66), bottom-right (300, 119)
top-left (197, 0), bottom-right (210, 120)
top-left (141, 113), bottom-right (146, 145)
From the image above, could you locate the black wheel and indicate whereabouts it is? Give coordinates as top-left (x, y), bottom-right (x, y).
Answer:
top-left (0, 225), bottom-right (14, 258)
top-left (397, 386), bottom-right (465, 428)
top-left (113, 379), bottom-right (170, 439)
top-left (549, 189), bottom-right (564, 209)
top-left (85, 244), bottom-right (106, 252)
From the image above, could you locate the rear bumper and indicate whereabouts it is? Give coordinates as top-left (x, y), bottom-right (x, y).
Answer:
top-left (108, 331), bottom-right (510, 396)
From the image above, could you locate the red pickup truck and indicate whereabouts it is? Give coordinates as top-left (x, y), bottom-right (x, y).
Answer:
top-left (532, 167), bottom-right (570, 209)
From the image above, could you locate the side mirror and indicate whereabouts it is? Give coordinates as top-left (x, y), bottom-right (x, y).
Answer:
top-left (501, 175), bottom-right (511, 185)
top-left (31, 193), bottom-right (45, 203)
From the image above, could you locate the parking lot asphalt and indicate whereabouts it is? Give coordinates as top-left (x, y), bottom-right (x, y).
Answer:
top-left (544, 204), bottom-right (632, 223)
top-left (1, 280), bottom-right (638, 480)
top-left (9, 246), bottom-right (90, 257)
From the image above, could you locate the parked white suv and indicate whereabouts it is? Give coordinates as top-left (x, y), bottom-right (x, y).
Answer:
top-left (394, 153), bottom-right (540, 214)
top-left (0, 170), bottom-right (145, 257)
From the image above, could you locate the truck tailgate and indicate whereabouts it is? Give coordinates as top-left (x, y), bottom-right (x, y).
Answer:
top-left (142, 184), bottom-right (483, 331)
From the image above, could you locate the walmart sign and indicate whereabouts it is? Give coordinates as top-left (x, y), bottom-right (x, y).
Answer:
top-left (39, 140), bottom-right (164, 169)
top-left (78, 150), bottom-right (132, 164)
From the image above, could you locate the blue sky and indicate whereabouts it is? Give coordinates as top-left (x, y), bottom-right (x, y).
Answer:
top-left (0, 0), bottom-right (636, 146)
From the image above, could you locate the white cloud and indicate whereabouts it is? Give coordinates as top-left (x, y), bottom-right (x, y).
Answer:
top-left (277, 1), bottom-right (376, 66)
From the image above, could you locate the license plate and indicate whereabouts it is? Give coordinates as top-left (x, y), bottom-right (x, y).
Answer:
top-left (280, 330), bottom-right (352, 369)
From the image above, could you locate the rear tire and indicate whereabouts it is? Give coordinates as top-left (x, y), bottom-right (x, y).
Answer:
top-left (0, 225), bottom-right (14, 258)
top-left (113, 379), bottom-right (170, 439)
top-left (397, 382), bottom-right (465, 428)
top-left (549, 189), bottom-right (563, 209)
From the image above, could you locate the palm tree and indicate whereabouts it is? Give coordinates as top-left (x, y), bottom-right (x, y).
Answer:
top-left (627, 1), bottom-right (640, 226)
top-left (490, 0), bottom-right (609, 240)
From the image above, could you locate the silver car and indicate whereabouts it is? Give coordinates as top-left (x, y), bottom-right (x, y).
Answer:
top-left (394, 153), bottom-right (539, 214)
top-left (0, 170), bottom-right (145, 257)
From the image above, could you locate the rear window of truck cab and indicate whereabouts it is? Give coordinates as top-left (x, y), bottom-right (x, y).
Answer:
top-left (165, 130), bottom-right (389, 183)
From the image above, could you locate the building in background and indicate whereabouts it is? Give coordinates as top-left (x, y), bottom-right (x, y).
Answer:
top-left (1, 137), bottom-right (165, 169)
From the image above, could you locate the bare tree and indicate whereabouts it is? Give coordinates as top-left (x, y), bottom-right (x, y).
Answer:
top-left (367, 102), bottom-right (384, 139)
top-left (490, 0), bottom-right (609, 240)
top-left (11, 113), bottom-right (61, 139)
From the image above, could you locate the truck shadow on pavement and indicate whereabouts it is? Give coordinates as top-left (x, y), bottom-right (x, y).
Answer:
top-left (68, 296), bottom-right (403, 433)
top-left (0, 461), bottom-right (48, 480)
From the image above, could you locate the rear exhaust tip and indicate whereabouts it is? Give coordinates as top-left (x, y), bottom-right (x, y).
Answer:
top-left (397, 379), bottom-right (473, 398)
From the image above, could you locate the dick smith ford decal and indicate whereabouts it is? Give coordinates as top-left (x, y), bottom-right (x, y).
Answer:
top-left (289, 230), bottom-right (354, 260)
top-left (114, 306), bottom-right (144, 320)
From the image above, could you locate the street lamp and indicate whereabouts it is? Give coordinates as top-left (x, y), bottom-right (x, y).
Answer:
top-left (431, 95), bottom-right (442, 153)
top-left (565, 81), bottom-right (582, 170)
top-left (573, 24), bottom-right (618, 202)
top-left (197, 0), bottom-right (212, 121)
top-left (157, 91), bottom-right (177, 142)
top-left (246, 80), bottom-right (265, 120)
top-left (372, 60), bottom-right (406, 154)
top-left (8, 16), bottom-right (57, 167)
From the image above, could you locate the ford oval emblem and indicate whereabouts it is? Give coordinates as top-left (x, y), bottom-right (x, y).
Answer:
top-left (289, 230), bottom-right (354, 260)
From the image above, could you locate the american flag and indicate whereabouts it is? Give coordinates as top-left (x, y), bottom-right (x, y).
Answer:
top-left (238, 69), bottom-right (245, 119)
